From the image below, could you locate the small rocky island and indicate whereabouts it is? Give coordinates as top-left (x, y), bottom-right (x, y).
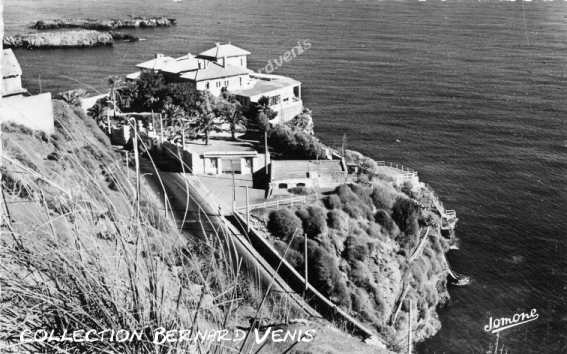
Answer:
top-left (4, 16), bottom-right (174, 49)
top-left (31, 16), bottom-right (176, 30)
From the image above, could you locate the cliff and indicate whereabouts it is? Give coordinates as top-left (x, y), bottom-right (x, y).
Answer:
top-left (31, 16), bottom-right (176, 30)
top-left (258, 151), bottom-right (454, 351)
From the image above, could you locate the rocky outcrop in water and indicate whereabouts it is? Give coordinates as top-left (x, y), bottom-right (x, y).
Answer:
top-left (31, 16), bottom-right (176, 30)
top-left (3, 30), bottom-right (139, 49)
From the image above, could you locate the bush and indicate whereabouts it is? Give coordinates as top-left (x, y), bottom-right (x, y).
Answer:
top-left (374, 209), bottom-right (400, 239)
top-left (327, 209), bottom-right (348, 230)
top-left (371, 182), bottom-right (399, 210)
top-left (295, 206), bottom-right (328, 238)
top-left (324, 194), bottom-right (342, 210)
top-left (267, 209), bottom-right (303, 241)
top-left (307, 245), bottom-right (340, 297)
top-left (392, 197), bottom-right (420, 235)
top-left (288, 186), bottom-right (313, 195)
top-left (334, 185), bottom-right (374, 220)
top-left (268, 124), bottom-right (327, 159)
top-left (343, 236), bottom-right (369, 263)
top-left (366, 222), bottom-right (385, 240)
top-left (273, 240), bottom-right (304, 269)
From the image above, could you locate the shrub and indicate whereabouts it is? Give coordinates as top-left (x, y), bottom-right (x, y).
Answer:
top-left (307, 245), bottom-right (340, 297)
top-left (268, 124), bottom-right (327, 159)
top-left (343, 236), bottom-right (369, 263)
top-left (295, 206), bottom-right (328, 238)
top-left (392, 197), bottom-right (420, 235)
top-left (349, 260), bottom-right (370, 287)
top-left (327, 209), bottom-right (348, 230)
top-left (374, 209), bottom-right (400, 239)
top-left (267, 209), bottom-right (303, 241)
top-left (288, 186), bottom-right (313, 195)
top-left (273, 240), bottom-right (304, 269)
top-left (335, 185), bottom-right (373, 220)
top-left (371, 182), bottom-right (399, 210)
top-left (349, 184), bottom-right (373, 206)
top-left (324, 194), bottom-right (342, 210)
top-left (366, 222), bottom-right (385, 240)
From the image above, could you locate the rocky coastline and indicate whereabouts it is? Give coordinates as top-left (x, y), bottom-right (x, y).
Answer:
top-left (3, 30), bottom-right (139, 49)
top-left (30, 16), bottom-right (176, 30)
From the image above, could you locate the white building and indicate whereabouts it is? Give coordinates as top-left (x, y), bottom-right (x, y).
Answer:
top-left (2, 49), bottom-right (27, 97)
top-left (1, 49), bottom-right (53, 133)
top-left (128, 43), bottom-right (304, 122)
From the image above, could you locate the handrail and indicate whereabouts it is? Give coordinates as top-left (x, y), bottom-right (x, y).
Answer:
top-left (231, 211), bottom-right (386, 347)
top-left (235, 195), bottom-right (308, 212)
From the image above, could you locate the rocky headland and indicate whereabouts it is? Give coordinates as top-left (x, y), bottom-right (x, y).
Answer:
top-left (3, 30), bottom-right (139, 49)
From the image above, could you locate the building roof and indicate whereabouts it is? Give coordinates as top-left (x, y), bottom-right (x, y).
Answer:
top-left (233, 74), bottom-right (301, 98)
top-left (136, 53), bottom-right (201, 74)
top-left (136, 55), bottom-right (177, 71)
top-left (184, 138), bottom-right (259, 157)
top-left (270, 160), bottom-right (345, 182)
top-left (198, 43), bottom-right (251, 59)
top-left (179, 61), bottom-right (251, 82)
top-left (2, 49), bottom-right (22, 78)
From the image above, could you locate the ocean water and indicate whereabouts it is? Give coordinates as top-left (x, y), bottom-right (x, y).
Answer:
top-left (4, 0), bottom-right (567, 353)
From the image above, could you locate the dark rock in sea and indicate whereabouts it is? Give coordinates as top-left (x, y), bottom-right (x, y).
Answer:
top-left (109, 31), bottom-right (139, 42)
top-left (3, 30), bottom-right (114, 49)
top-left (31, 16), bottom-right (176, 30)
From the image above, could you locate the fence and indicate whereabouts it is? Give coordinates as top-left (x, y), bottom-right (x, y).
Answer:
top-left (235, 195), bottom-right (310, 212)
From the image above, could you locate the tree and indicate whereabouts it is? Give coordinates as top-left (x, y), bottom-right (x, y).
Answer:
top-left (215, 95), bottom-right (245, 140)
top-left (130, 71), bottom-right (168, 112)
top-left (193, 92), bottom-right (219, 145)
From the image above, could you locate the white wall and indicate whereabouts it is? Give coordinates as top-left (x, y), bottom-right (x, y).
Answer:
top-left (197, 74), bottom-right (248, 96)
top-left (0, 93), bottom-right (54, 133)
top-left (2, 76), bottom-right (23, 97)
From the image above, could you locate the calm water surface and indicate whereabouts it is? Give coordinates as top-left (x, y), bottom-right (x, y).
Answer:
top-left (5, 0), bottom-right (567, 352)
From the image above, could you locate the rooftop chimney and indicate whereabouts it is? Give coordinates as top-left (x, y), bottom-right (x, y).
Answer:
top-left (155, 53), bottom-right (164, 59)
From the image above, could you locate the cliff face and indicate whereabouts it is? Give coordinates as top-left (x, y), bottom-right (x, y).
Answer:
top-left (259, 153), bottom-right (453, 351)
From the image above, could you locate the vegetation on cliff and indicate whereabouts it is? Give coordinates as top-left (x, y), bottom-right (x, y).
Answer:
top-left (260, 173), bottom-right (452, 350)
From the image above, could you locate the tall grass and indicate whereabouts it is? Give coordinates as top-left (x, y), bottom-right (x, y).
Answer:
top-left (0, 101), bottom-right (309, 353)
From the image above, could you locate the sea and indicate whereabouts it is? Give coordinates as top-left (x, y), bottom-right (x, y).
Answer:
top-left (4, 0), bottom-right (567, 353)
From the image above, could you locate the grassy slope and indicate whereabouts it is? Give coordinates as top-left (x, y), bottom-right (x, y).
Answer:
top-left (0, 100), bottom-right (237, 353)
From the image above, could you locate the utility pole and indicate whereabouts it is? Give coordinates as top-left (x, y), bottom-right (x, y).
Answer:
top-left (304, 234), bottom-right (308, 298)
top-left (232, 170), bottom-right (236, 212)
top-left (264, 130), bottom-right (268, 176)
top-left (245, 186), bottom-right (250, 232)
top-left (408, 299), bottom-right (413, 354)
top-left (0, 0), bottom-right (4, 228)
top-left (131, 119), bottom-right (140, 218)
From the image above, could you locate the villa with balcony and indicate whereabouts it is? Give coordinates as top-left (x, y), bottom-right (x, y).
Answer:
top-left (127, 43), bottom-right (303, 123)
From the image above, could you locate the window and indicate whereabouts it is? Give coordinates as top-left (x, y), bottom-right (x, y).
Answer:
top-left (239, 77), bottom-right (242, 86)
top-left (278, 183), bottom-right (288, 189)
top-left (268, 95), bottom-right (281, 106)
top-left (240, 57), bottom-right (243, 66)
top-left (296, 183), bottom-right (306, 187)
top-left (206, 82), bottom-right (210, 89)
